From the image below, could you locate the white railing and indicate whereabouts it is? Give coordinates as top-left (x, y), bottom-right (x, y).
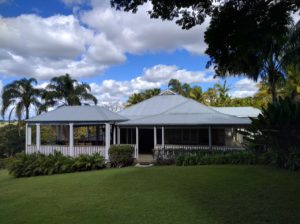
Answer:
top-left (27, 145), bottom-right (69, 156)
top-left (26, 145), bottom-right (106, 157)
top-left (154, 144), bottom-right (244, 151)
top-left (153, 144), bottom-right (245, 160)
top-left (74, 146), bottom-right (105, 157)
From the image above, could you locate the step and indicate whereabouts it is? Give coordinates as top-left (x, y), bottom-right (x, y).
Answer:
top-left (135, 162), bottom-right (154, 167)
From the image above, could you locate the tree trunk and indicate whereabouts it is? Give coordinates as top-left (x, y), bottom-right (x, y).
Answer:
top-left (25, 107), bottom-right (29, 120)
top-left (268, 68), bottom-right (278, 104)
top-left (270, 81), bottom-right (277, 104)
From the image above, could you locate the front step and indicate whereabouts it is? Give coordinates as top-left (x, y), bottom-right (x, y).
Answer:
top-left (135, 162), bottom-right (154, 167)
top-left (136, 154), bottom-right (154, 167)
top-left (137, 154), bottom-right (154, 163)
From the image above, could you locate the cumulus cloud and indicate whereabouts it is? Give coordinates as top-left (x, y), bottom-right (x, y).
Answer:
top-left (0, 14), bottom-right (125, 79)
top-left (230, 78), bottom-right (259, 98)
top-left (0, 80), bottom-right (3, 107)
top-left (0, 1), bottom-right (209, 79)
top-left (81, 1), bottom-right (208, 55)
top-left (90, 64), bottom-right (217, 104)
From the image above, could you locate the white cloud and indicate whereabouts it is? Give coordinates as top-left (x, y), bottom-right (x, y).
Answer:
top-left (0, 0), bottom-right (210, 79)
top-left (0, 14), bottom-right (125, 79)
top-left (90, 64), bottom-right (217, 104)
top-left (230, 78), bottom-right (259, 98)
top-left (0, 80), bottom-right (3, 108)
top-left (80, 1), bottom-right (208, 55)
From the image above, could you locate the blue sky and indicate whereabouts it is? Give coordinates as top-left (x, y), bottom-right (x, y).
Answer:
top-left (0, 0), bottom-right (258, 109)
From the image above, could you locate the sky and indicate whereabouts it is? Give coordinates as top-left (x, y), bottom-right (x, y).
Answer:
top-left (0, 0), bottom-right (260, 115)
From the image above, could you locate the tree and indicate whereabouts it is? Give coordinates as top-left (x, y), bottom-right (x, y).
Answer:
top-left (42, 74), bottom-right (97, 110)
top-left (143, 88), bottom-right (161, 99)
top-left (111, 0), bottom-right (213, 29)
top-left (0, 124), bottom-right (25, 157)
top-left (1, 78), bottom-right (41, 120)
top-left (282, 22), bottom-right (300, 100)
top-left (204, 0), bottom-right (296, 103)
top-left (126, 88), bottom-right (160, 107)
top-left (214, 81), bottom-right (230, 106)
top-left (203, 87), bottom-right (218, 106)
top-left (111, 1), bottom-right (299, 30)
top-left (242, 97), bottom-right (300, 170)
top-left (189, 86), bottom-right (203, 102)
top-left (168, 79), bottom-right (183, 95)
top-left (112, 0), bottom-right (299, 103)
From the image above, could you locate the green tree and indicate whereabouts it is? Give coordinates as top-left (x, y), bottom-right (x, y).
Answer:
top-left (168, 79), bottom-right (183, 95)
top-left (214, 81), bottom-right (230, 106)
top-left (111, 0), bottom-right (213, 29)
top-left (243, 97), bottom-right (300, 170)
top-left (143, 88), bottom-right (161, 99)
top-left (42, 74), bottom-right (97, 110)
top-left (203, 87), bottom-right (218, 106)
top-left (189, 86), bottom-right (203, 102)
top-left (204, 0), bottom-right (295, 103)
top-left (0, 124), bottom-right (25, 157)
top-left (1, 78), bottom-right (41, 120)
top-left (111, 1), bottom-right (299, 30)
top-left (126, 88), bottom-right (160, 107)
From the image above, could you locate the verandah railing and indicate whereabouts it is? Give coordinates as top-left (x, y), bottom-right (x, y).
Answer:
top-left (26, 145), bottom-right (106, 157)
top-left (153, 144), bottom-right (245, 160)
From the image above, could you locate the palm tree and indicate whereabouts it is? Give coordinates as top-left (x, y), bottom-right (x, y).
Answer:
top-left (126, 88), bottom-right (160, 107)
top-left (189, 86), bottom-right (203, 102)
top-left (203, 87), bottom-right (218, 106)
top-left (143, 88), bottom-right (161, 99)
top-left (182, 83), bottom-right (192, 97)
top-left (42, 74), bottom-right (97, 110)
top-left (1, 78), bottom-right (41, 120)
top-left (214, 80), bottom-right (230, 105)
top-left (126, 93), bottom-right (144, 107)
top-left (168, 79), bottom-right (183, 95)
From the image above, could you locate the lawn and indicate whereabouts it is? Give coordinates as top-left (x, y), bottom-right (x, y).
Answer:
top-left (0, 166), bottom-right (300, 224)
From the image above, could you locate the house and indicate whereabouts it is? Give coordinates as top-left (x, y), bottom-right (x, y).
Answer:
top-left (25, 90), bottom-right (260, 160)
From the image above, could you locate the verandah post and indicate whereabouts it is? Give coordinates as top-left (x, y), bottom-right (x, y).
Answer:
top-left (105, 123), bottom-right (111, 160)
top-left (162, 126), bottom-right (165, 147)
top-left (154, 126), bottom-right (157, 147)
top-left (69, 123), bottom-right (74, 157)
top-left (117, 126), bottom-right (120, 144)
top-left (25, 123), bottom-right (28, 154)
top-left (113, 125), bottom-right (116, 144)
top-left (208, 125), bottom-right (212, 150)
top-left (36, 123), bottom-right (41, 151)
top-left (135, 127), bottom-right (139, 159)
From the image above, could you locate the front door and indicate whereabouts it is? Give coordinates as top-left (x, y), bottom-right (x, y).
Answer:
top-left (138, 128), bottom-right (154, 154)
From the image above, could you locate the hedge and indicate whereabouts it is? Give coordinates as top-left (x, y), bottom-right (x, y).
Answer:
top-left (109, 144), bottom-right (135, 168)
top-left (8, 152), bottom-right (106, 178)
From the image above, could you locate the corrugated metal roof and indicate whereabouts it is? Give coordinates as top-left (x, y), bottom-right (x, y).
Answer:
top-left (211, 107), bottom-right (261, 118)
top-left (118, 94), bottom-right (188, 119)
top-left (118, 94), bottom-right (251, 126)
top-left (27, 106), bottom-right (128, 123)
top-left (119, 113), bottom-right (251, 126)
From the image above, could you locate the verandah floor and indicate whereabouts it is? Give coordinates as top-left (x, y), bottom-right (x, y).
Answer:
top-left (0, 166), bottom-right (300, 224)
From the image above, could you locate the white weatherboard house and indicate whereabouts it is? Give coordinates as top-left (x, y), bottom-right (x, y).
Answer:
top-left (25, 91), bottom-right (260, 160)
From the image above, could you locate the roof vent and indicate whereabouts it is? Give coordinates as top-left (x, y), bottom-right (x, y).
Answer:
top-left (159, 89), bottom-right (177, 96)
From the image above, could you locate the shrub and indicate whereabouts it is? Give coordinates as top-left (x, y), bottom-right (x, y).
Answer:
top-left (109, 145), bottom-right (134, 168)
top-left (0, 124), bottom-right (25, 157)
top-left (176, 151), bottom-right (257, 166)
top-left (72, 154), bottom-right (105, 171)
top-left (8, 152), bottom-right (106, 178)
top-left (242, 97), bottom-right (300, 170)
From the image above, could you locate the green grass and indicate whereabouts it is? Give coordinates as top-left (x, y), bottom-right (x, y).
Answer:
top-left (0, 166), bottom-right (300, 224)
